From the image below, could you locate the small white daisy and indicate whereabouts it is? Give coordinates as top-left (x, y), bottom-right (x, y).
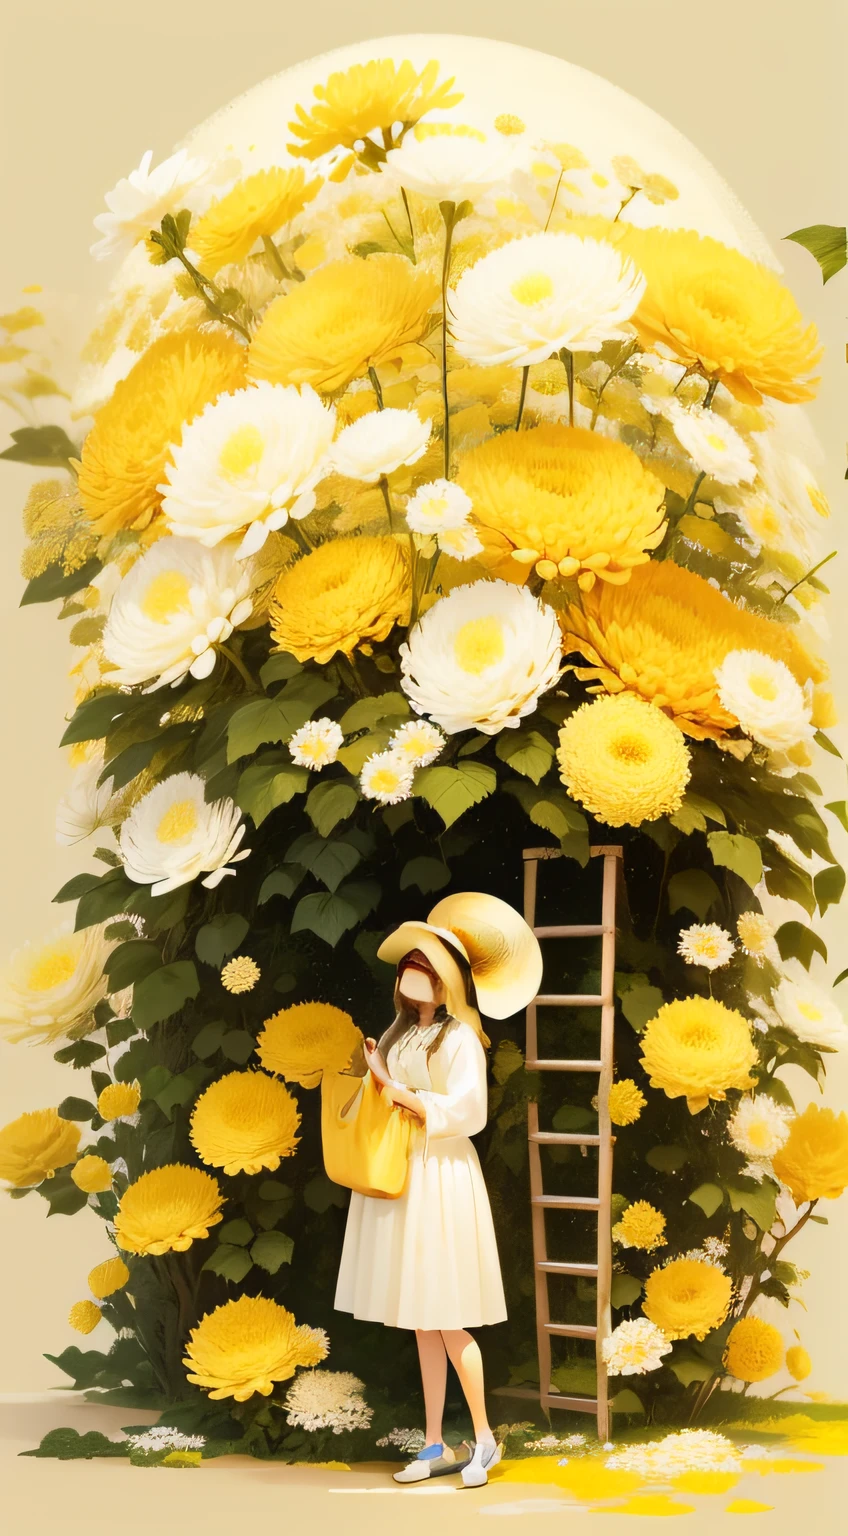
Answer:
top-left (331, 409), bottom-right (430, 483)
top-left (727, 1094), bottom-right (794, 1163)
top-left (360, 751), bottom-right (415, 805)
top-left (436, 522), bottom-right (485, 560)
top-left (677, 923), bottom-right (735, 971)
top-left (404, 479), bottom-right (472, 536)
top-left (659, 398), bottom-right (756, 486)
top-left (288, 718), bottom-right (344, 770)
top-left (389, 720), bottom-right (446, 768)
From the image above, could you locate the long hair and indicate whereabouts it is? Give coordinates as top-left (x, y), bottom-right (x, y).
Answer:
top-left (378, 948), bottom-right (479, 1064)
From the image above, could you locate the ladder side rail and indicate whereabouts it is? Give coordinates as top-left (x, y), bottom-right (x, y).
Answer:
top-left (527, 1100), bottom-right (553, 1404)
top-left (593, 850), bottom-right (620, 1443)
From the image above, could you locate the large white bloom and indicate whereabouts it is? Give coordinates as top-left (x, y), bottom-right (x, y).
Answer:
top-left (288, 718), bottom-right (344, 769)
top-left (91, 148), bottom-right (229, 261)
top-left (331, 409), bottom-right (430, 483)
top-left (771, 960), bottom-right (848, 1050)
top-left (382, 124), bottom-right (520, 203)
top-left (404, 479), bottom-right (472, 535)
top-left (714, 649), bottom-right (815, 752)
top-left (653, 398), bottom-right (756, 486)
top-left (0, 923), bottom-right (114, 1043)
top-left (450, 232), bottom-right (644, 368)
top-left (283, 1370), bottom-right (372, 1434)
top-left (160, 383), bottom-right (336, 557)
top-left (399, 578), bottom-right (561, 735)
top-left (56, 750), bottom-right (119, 846)
top-left (727, 1094), bottom-right (793, 1163)
top-left (120, 772), bottom-right (249, 896)
top-left (602, 1319), bottom-right (671, 1377)
top-left (102, 538), bottom-right (254, 690)
top-left (360, 751), bottom-right (415, 805)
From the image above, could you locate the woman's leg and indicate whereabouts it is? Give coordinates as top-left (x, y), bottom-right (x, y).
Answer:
top-left (440, 1328), bottom-right (493, 1442)
top-left (415, 1328), bottom-right (448, 1446)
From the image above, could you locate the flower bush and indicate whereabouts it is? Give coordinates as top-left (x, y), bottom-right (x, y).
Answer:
top-left (0, 49), bottom-right (844, 1454)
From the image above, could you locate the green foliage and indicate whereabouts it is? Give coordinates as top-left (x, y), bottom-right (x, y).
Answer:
top-left (495, 729), bottom-right (554, 784)
top-left (132, 962), bottom-right (200, 1028)
top-left (667, 868), bottom-right (721, 920)
top-left (688, 1183), bottom-right (724, 1217)
top-left (775, 920), bottom-right (827, 970)
top-left (785, 223), bottom-right (847, 283)
top-left (306, 779), bottom-right (359, 836)
top-left (707, 831), bottom-right (763, 889)
top-left (22, 1428), bottom-right (128, 1460)
top-left (195, 915), bottom-right (249, 968)
top-left (414, 761), bottom-right (497, 828)
top-left (236, 757), bottom-right (309, 825)
top-left (400, 856), bottom-right (451, 893)
top-left (1, 424), bottom-right (77, 467)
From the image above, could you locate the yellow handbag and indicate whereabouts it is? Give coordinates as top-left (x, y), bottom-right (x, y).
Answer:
top-left (321, 1070), bottom-right (412, 1200)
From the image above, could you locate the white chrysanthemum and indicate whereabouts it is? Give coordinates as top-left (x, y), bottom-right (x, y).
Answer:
top-left (91, 148), bottom-right (229, 261)
top-left (728, 1094), bottom-right (793, 1163)
top-left (160, 382), bottom-right (336, 557)
top-left (742, 428), bottom-right (830, 564)
top-left (659, 399), bottom-right (755, 486)
top-left (737, 911), bottom-right (779, 961)
top-left (56, 751), bottom-right (119, 846)
top-left (288, 718), bottom-right (344, 769)
top-left (602, 1319), bottom-right (671, 1377)
top-left (0, 923), bottom-right (114, 1043)
top-left (771, 960), bottom-right (848, 1050)
top-left (715, 650), bottom-right (815, 752)
top-left (102, 538), bottom-right (254, 690)
top-left (435, 523), bottom-right (485, 561)
top-left (360, 751), bottom-right (415, 805)
top-left (382, 123), bottom-right (520, 202)
top-left (120, 772), bottom-right (249, 896)
top-left (331, 409), bottom-right (430, 484)
top-left (677, 923), bottom-right (735, 972)
top-left (606, 1430), bottom-right (741, 1477)
top-left (400, 579), bottom-right (561, 736)
top-left (388, 720), bottom-right (446, 767)
top-left (450, 232), bottom-right (644, 367)
top-left (404, 479), bottom-right (472, 535)
top-left (283, 1369), bottom-right (372, 1434)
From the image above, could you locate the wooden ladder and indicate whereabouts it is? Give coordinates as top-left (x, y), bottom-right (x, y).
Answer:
top-left (523, 843), bottom-right (622, 1442)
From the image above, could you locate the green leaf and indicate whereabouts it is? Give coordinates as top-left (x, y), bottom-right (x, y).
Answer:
top-left (250, 1230), bottom-right (294, 1274)
top-left (259, 653), bottom-right (302, 687)
top-left (415, 761), bottom-right (497, 829)
top-left (21, 1427), bottom-right (127, 1461)
top-left (305, 779), bottom-right (359, 837)
top-left (290, 891), bottom-right (359, 947)
top-left (785, 223), bottom-right (847, 283)
top-left (75, 871), bottom-right (137, 931)
top-left (775, 921), bottom-right (827, 970)
top-left (610, 1274), bottom-right (643, 1309)
top-left (192, 1020), bottom-right (227, 1059)
top-left (725, 1179), bottom-right (778, 1232)
top-left (21, 557), bottom-right (102, 608)
top-left (104, 940), bottom-right (163, 992)
top-left (132, 962), bottom-right (199, 1029)
top-left (1, 423), bottom-right (77, 466)
top-left (40, 1169), bottom-right (89, 1216)
top-left (338, 879), bottom-right (381, 919)
top-left (257, 1179), bottom-right (293, 1203)
top-left (668, 1353), bottom-right (713, 1387)
top-left (287, 833), bottom-right (361, 892)
top-left (58, 1096), bottom-right (98, 1122)
top-left (339, 691), bottom-right (409, 733)
top-left (669, 793), bottom-right (727, 835)
top-left (148, 1064), bottom-right (211, 1119)
top-left (303, 1174), bottom-right (347, 1213)
top-left (53, 1039), bottom-right (107, 1069)
top-left (645, 1144), bottom-right (689, 1172)
top-left (202, 1244), bottom-right (253, 1283)
top-left (59, 691), bottom-right (128, 748)
top-left (609, 1389), bottom-right (644, 1415)
top-left (764, 850), bottom-right (816, 915)
top-left (258, 866), bottom-right (304, 904)
top-left (815, 729), bottom-right (842, 759)
top-left (814, 863), bottom-right (845, 916)
top-left (400, 856), bottom-right (451, 893)
top-left (825, 800), bottom-right (848, 834)
top-left (504, 778), bottom-right (586, 842)
top-left (620, 983), bottom-right (663, 1033)
top-left (236, 756), bottom-right (309, 826)
top-left (708, 831), bottom-right (763, 889)
top-left (552, 1103), bottom-right (594, 1131)
top-left (195, 914), bottom-right (249, 968)
top-left (217, 1218), bottom-right (254, 1247)
top-left (667, 869), bottom-right (722, 921)
top-left (689, 1183), bottom-right (724, 1217)
top-left (834, 967), bottom-right (848, 987)
top-left (226, 677), bottom-right (336, 762)
top-left (495, 729), bottom-right (554, 784)
top-left (53, 873), bottom-right (101, 904)
top-left (221, 1030), bottom-right (256, 1064)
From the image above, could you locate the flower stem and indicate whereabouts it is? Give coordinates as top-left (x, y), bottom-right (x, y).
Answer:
top-left (379, 474), bottom-right (395, 532)
top-left (702, 377), bottom-right (719, 409)
top-left (515, 365), bottom-right (530, 430)
top-left (681, 471), bottom-right (707, 518)
top-left (400, 186), bottom-right (416, 260)
top-left (172, 248), bottom-right (251, 342)
top-left (613, 188), bottom-right (639, 223)
top-left (218, 642), bottom-right (258, 692)
top-left (775, 549), bottom-right (837, 608)
top-left (368, 365), bottom-right (385, 410)
top-left (544, 170), bottom-right (564, 232)
top-left (559, 347), bottom-right (575, 427)
top-left (440, 201), bottom-right (457, 477)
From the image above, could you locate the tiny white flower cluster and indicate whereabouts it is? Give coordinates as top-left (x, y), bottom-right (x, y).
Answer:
top-left (375, 1427), bottom-right (426, 1453)
top-left (126, 1426), bottom-right (206, 1453)
top-left (284, 1369), bottom-right (372, 1434)
top-left (605, 1429), bottom-right (741, 1478)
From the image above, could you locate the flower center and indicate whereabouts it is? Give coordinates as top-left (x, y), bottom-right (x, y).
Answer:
top-left (156, 798), bottom-right (198, 844)
top-left (141, 571), bottom-right (193, 623)
top-left (453, 616), bottom-right (505, 674)
top-left (746, 1121), bottom-right (771, 1151)
top-left (610, 730), bottom-right (652, 766)
top-left (371, 767), bottom-right (402, 795)
top-left (748, 673), bottom-right (779, 701)
top-left (219, 424), bottom-right (265, 479)
top-left (511, 272), bottom-right (555, 307)
top-left (706, 432), bottom-right (727, 452)
top-left (419, 495), bottom-right (449, 523)
top-left (28, 945), bottom-right (77, 991)
top-left (797, 1000), bottom-right (823, 1023)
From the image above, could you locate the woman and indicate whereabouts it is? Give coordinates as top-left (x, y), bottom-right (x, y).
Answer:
top-left (334, 894), bottom-right (542, 1487)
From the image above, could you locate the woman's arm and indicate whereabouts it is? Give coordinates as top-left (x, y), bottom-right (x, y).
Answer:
top-left (415, 1026), bottom-right (489, 1140)
top-left (363, 1038), bottom-right (425, 1122)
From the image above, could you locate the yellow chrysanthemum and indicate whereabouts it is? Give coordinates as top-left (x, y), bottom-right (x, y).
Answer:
top-left (97, 1080), bottom-right (141, 1121)
top-left (183, 1295), bottom-right (329, 1401)
top-left (71, 1154), bottom-right (113, 1194)
top-left (270, 536), bottom-right (410, 664)
top-left (190, 1070), bottom-right (301, 1176)
top-left (613, 1200), bottom-right (667, 1252)
top-left (457, 425), bottom-right (665, 589)
top-left (287, 58), bottom-right (462, 160)
top-left (257, 1001), bottom-right (363, 1088)
top-left (0, 1108), bottom-right (80, 1188)
top-left (557, 694), bottom-right (690, 827)
top-left (561, 559), bottom-right (825, 743)
top-left (786, 1345), bottom-right (812, 1382)
top-left (221, 956), bottom-right (261, 994)
top-left (639, 996), bottom-right (758, 1114)
top-left (247, 256), bottom-right (438, 395)
top-left (69, 1300), bottom-right (102, 1335)
top-left (643, 1257), bottom-right (732, 1340)
top-left (619, 224), bottom-right (821, 405)
top-left (115, 1164), bottom-right (224, 1256)
top-left (724, 1317), bottom-right (784, 1382)
top-left (78, 332), bottom-right (246, 534)
top-left (772, 1103), bottom-right (848, 1203)
top-left (190, 167), bottom-right (321, 274)
top-left (88, 1256), bottom-right (130, 1299)
top-left (608, 1078), bottom-right (647, 1126)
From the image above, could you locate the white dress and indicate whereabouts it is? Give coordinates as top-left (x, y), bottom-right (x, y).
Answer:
top-left (334, 1017), bottom-right (507, 1331)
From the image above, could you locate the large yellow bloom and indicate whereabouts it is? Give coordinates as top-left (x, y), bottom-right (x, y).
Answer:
top-left (190, 1070), bottom-right (301, 1176)
top-left (561, 559), bottom-right (825, 743)
top-left (88, 1256), bottom-right (130, 1299)
top-left (183, 1295), bottom-right (328, 1401)
top-left (78, 332), bottom-right (246, 534)
top-left (114, 1164), bottom-right (224, 1256)
top-left (643, 1257), bottom-right (732, 1340)
top-left (287, 58), bottom-right (462, 160)
top-left (0, 1108), bottom-right (80, 1188)
top-left (557, 694), bottom-right (690, 826)
top-left (639, 996), bottom-right (758, 1114)
top-left (724, 1317), bottom-right (784, 1382)
top-left (257, 1001), bottom-right (362, 1088)
top-left (191, 168), bottom-right (322, 275)
top-left (772, 1103), bottom-right (848, 1203)
top-left (247, 256), bottom-right (438, 395)
top-left (458, 425), bottom-right (666, 589)
top-left (270, 536), bottom-right (410, 663)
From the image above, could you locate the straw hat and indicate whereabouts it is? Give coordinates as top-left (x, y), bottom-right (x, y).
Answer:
top-left (378, 892), bottom-right (542, 1021)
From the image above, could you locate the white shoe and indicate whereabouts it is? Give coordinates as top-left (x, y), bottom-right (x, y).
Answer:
top-left (461, 1438), bottom-right (502, 1488)
top-left (393, 1442), bottom-right (459, 1484)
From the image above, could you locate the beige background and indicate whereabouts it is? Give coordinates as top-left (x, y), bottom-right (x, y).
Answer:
top-left (0, 0), bottom-right (845, 1401)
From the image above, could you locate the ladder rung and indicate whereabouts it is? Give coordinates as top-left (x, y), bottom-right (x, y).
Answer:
top-left (530, 1131), bottom-right (601, 1146)
top-left (532, 1195), bottom-right (601, 1211)
top-left (537, 1260), bottom-right (599, 1277)
top-left (545, 1322), bottom-right (598, 1339)
top-left (526, 1059), bottom-right (603, 1072)
top-left (537, 993), bottom-right (604, 1007)
top-left (543, 1393), bottom-right (599, 1412)
top-left (533, 924), bottom-right (608, 938)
